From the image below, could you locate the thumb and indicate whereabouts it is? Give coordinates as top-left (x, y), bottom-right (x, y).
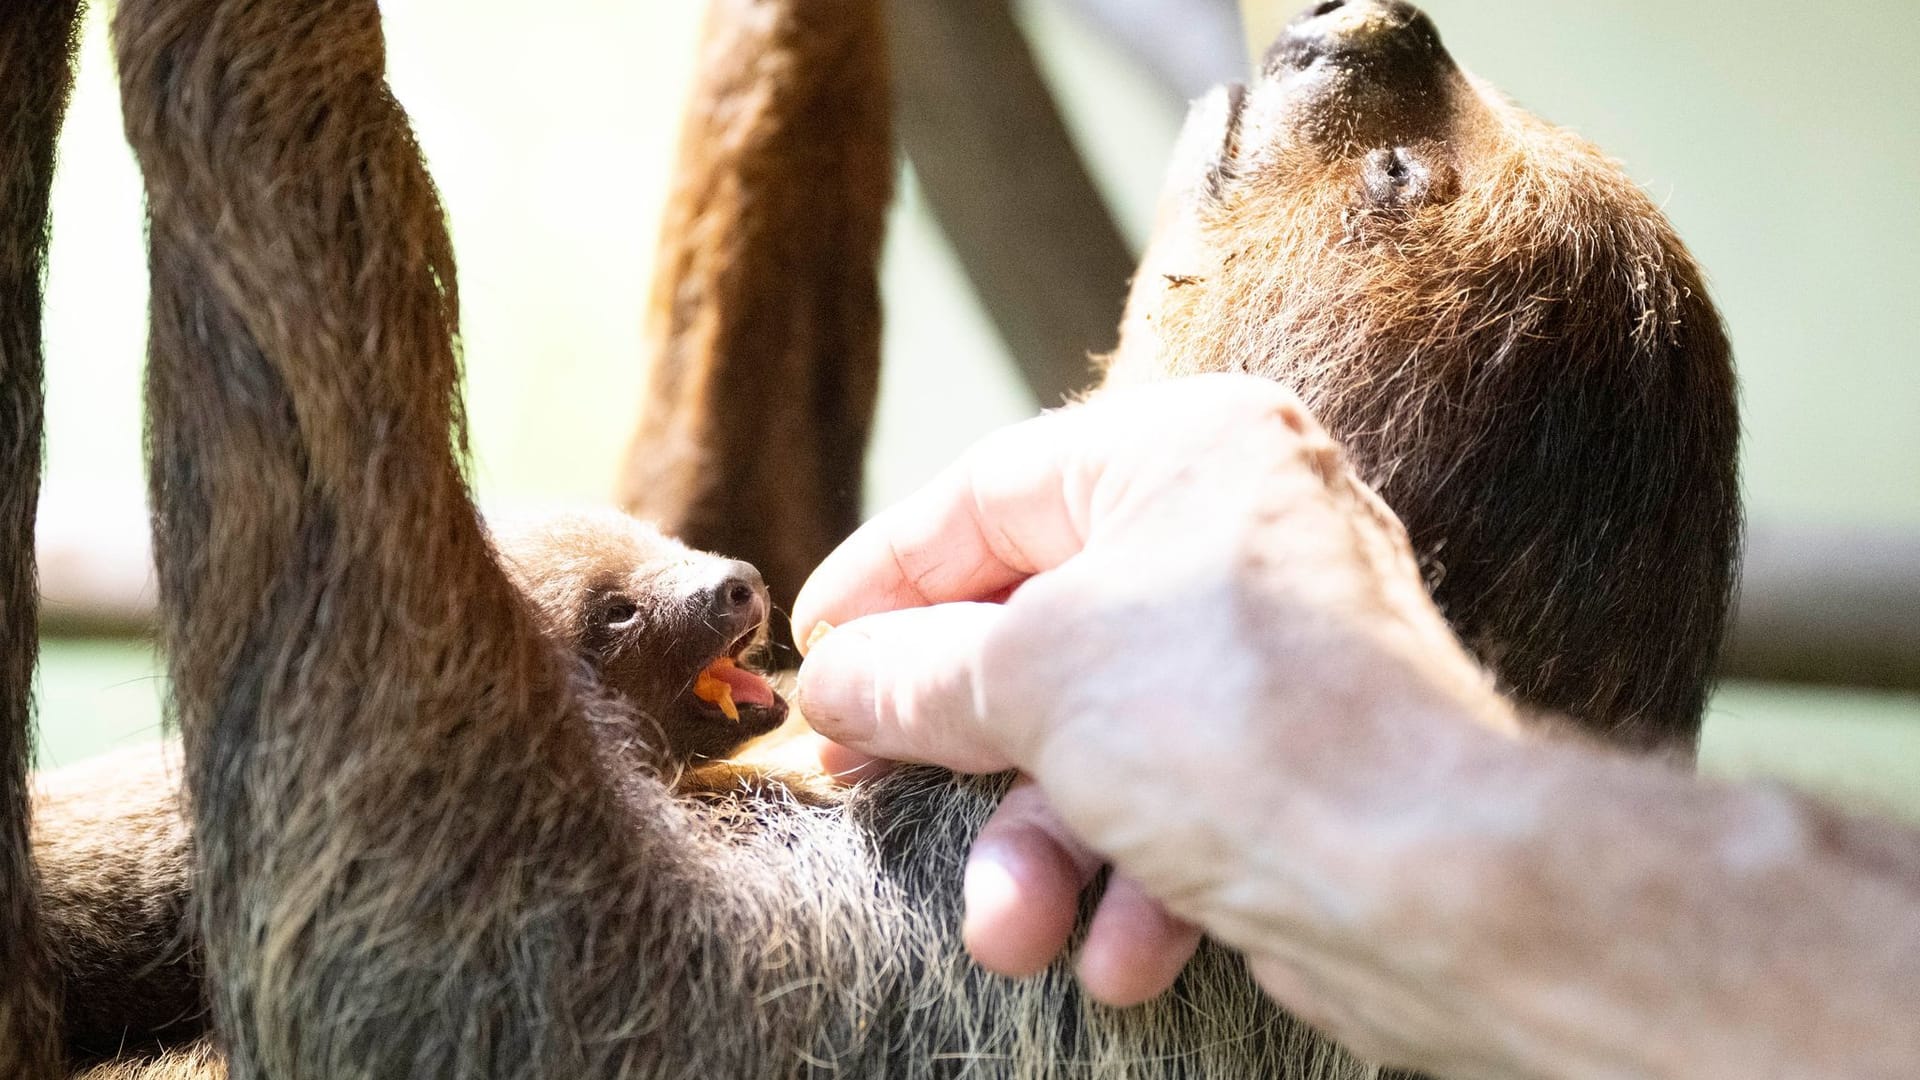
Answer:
top-left (796, 603), bottom-right (1029, 775)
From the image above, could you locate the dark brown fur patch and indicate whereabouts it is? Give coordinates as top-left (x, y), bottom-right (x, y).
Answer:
top-left (2, 3), bottom-right (86, 1076)
top-left (36, 749), bottom-right (204, 1061)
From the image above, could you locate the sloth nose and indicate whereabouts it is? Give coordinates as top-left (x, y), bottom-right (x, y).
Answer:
top-left (1267, 0), bottom-right (1451, 84)
top-left (699, 560), bottom-right (769, 641)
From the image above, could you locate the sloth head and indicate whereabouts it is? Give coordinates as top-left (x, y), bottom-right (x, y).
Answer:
top-left (1110, 0), bottom-right (1723, 406)
top-left (1104, 0), bottom-right (1738, 751)
top-left (494, 509), bottom-right (788, 766)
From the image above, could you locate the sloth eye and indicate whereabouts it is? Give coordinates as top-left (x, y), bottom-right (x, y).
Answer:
top-left (599, 599), bottom-right (640, 628)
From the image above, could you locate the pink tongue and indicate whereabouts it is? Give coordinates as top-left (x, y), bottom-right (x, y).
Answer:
top-left (710, 662), bottom-right (775, 708)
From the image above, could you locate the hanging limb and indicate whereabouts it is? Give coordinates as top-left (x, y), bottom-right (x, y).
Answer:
top-left (0, 2), bottom-right (86, 1076)
top-left (116, 0), bottom-right (603, 1069)
top-left (113, 2), bottom-right (866, 1074)
top-left (616, 0), bottom-right (892, 654)
top-left (890, 0), bottom-right (1136, 410)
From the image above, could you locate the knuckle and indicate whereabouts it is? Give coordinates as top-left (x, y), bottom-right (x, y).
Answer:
top-left (1195, 377), bottom-right (1330, 459)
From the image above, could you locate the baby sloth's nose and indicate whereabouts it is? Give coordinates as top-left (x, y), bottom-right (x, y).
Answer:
top-left (1268, 0), bottom-right (1452, 86)
top-left (700, 560), bottom-right (769, 642)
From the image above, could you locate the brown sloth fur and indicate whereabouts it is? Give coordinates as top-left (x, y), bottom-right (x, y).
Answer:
top-left (5, 0), bottom-right (1737, 1076)
top-left (1, 3), bottom-right (85, 1076)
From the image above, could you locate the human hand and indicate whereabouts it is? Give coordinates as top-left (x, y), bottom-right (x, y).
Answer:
top-left (793, 375), bottom-right (1520, 1037)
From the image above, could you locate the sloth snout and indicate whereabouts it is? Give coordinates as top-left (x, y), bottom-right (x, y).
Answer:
top-left (695, 559), bottom-right (769, 644)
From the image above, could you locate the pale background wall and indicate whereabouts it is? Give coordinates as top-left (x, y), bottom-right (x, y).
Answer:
top-left (32, 1), bottom-right (1920, 814)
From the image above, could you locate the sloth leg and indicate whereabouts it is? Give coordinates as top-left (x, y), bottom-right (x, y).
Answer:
top-left (615, 0), bottom-right (892, 652)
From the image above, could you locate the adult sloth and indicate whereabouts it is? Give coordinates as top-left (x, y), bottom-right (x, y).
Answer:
top-left (14, 0), bottom-right (1735, 1077)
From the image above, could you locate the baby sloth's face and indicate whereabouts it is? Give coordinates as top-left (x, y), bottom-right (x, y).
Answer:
top-left (494, 509), bottom-right (789, 766)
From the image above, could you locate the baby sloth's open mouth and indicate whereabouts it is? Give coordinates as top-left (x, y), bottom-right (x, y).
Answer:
top-left (687, 626), bottom-right (788, 738)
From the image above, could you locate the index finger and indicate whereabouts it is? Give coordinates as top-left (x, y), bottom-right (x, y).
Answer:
top-left (791, 407), bottom-right (1095, 645)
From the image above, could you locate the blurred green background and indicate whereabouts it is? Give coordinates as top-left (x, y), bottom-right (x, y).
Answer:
top-left (32, 1), bottom-right (1920, 819)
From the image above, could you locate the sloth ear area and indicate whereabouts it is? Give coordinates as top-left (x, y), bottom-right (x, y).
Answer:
top-left (1360, 145), bottom-right (1453, 209)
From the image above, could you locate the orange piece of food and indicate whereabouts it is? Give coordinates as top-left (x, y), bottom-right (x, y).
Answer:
top-left (693, 660), bottom-right (740, 721)
top-left (805, 621), bottom-right (834, 652)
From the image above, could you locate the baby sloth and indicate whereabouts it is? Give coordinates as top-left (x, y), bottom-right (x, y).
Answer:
top-left (495, 508), bottom-right (790, 770)
top-left (40, 509), bottom-right (789, 1062)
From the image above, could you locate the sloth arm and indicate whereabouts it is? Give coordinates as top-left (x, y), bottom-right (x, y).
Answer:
top-left (3, 3), bottom-right (85, 1074)
top-left (110, 1), bottom-right (890, 1074)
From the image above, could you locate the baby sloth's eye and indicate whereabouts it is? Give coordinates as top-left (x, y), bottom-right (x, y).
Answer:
top-left (1361, 146), bottom-right (1443, 209)
top-left (599, 598), bottom-right (640, 629)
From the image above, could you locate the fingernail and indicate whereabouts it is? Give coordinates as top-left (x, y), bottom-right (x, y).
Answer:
top-left (796, 628), bottom-right (876, 744)
top-left (963, 844), bottom-right (1023, 928)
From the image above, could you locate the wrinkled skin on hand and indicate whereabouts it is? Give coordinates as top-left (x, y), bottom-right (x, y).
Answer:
top-left (794, 376), bottom-right (1522, 1034)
